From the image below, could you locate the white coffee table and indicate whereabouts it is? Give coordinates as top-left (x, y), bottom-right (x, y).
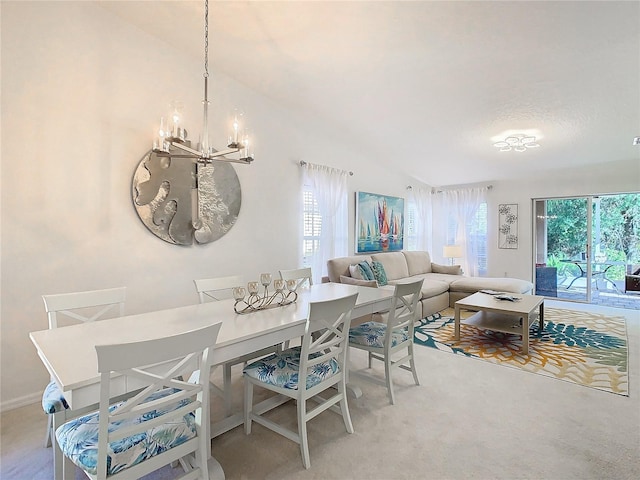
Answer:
top-left (454, 292), bottom-right (545, 355)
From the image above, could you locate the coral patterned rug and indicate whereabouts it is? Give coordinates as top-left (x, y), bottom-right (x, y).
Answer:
top-left (414, 307), bottom-right (629, 396)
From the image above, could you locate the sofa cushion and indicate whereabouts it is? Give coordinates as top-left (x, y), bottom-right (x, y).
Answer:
top-left (402, 251), bottom-right (432, 275)
top-left (370, 261), bottom-right (388, 286)
top-left (431, 263), bottom-right (463, 275)
top-left (358, 261), bottom-right (376, 281)
top-left (418, 277), bottom-right (450, 298)
top-left (450, 277), bottom-right (533, 294)
top-left (422, 273), bottom-right (466, 286)
top-left (340, 275), bottom-right (378, 287)
top-left (370, 252), bottom-right (409, 281)
top-left (349, 265), bottom-right (364, 279)
top-left (327, 255), bottom-right (372, 283)
top-left (389, 275), bottom-right (449, 298)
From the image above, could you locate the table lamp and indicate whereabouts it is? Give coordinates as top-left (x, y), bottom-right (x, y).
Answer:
top-left (443, 245), bottom-right (463, 265)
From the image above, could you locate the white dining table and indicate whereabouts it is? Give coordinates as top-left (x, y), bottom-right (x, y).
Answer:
top-left (30, 282), bottom-right (393, 479)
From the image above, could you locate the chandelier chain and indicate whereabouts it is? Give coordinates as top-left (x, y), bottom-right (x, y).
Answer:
top-left (204, 0), bottom-right (209, 78)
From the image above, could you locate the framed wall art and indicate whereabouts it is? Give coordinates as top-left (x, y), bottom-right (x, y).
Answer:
top-left (356, 191), bottom-right (404, 253)
top-left (498, 203), bottom-right (518, 249)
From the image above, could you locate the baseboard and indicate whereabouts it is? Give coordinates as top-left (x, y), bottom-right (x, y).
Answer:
top-left (1, 391), bottom-right (40, 413)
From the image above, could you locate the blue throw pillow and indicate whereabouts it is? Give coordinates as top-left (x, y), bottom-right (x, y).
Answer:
top-left (358, 261), bottom-right (376, 281)
top-left (371, 261), bottom-right (388, 286)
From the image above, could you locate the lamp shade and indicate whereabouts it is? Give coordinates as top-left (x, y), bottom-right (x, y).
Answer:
top-left (443, 245), bottom-right (463, 259)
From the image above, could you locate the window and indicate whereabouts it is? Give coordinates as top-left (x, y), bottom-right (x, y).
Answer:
top-left (302, 186), bottom-right (321, 268)
top-left (445, 202), bottom-right (487, 276)
top-left (405, 203), bottom-right (418, 251)
top-left (470, 202), bottom-right (488, 276)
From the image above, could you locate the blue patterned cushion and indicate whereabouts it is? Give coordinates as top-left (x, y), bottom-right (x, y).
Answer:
top-left (370, 261), bottom-right (388, 286)
top-left (42, 380), bottom-right (69, 414)
top-left (349, 321), bottom-right (409, 348)
top-left (243, 346), bottom-right (340, 390)
top-left (55, 388), bottom-right (196, 476)
top-left (358, 261), bottom-right (376, 281)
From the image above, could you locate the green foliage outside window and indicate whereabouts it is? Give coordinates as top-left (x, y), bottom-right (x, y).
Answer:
top-left (545, 194), bottom-right (640, 281)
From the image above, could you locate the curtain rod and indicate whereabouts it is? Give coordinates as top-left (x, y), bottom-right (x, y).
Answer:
top-left (407, 184), bottom-right (493, 193)
top-left (299, 160), bottom-right (353, 176)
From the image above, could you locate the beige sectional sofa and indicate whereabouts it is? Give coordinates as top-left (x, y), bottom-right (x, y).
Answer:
top-left (327, 251), bottom-right (533, 318)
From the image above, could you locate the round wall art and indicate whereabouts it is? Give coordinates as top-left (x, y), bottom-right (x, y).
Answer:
top-left (132, 150), bottom-right (242, 245)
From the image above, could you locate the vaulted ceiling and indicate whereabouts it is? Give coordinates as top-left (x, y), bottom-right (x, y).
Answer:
top-left (100, 0), bottom-right (640, 186)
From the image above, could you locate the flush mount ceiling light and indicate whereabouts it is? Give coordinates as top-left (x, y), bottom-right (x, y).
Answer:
top-left (152, 0), bottom-right (253, 165)
top-left (493, 134), bottom-right (540, 152)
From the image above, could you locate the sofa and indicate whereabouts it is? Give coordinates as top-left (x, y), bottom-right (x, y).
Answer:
top-left (327, 251), bottom-right (533, 318)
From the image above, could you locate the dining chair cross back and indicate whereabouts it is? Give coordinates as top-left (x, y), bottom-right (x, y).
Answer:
top-left (41, 287), bottom-right (126, 479)
top-left (193, 276), bottom-right (281, 417)
top-left (348, 279), bottom-right (423, 404)
top-left (243, 293), bottom-right (358, 469)
top-left (194, 275), bottom-right (243, 302)
top-left (279, 267), bottom-right (313, 290)
top-left (54, 321), bottom-right (222, 480)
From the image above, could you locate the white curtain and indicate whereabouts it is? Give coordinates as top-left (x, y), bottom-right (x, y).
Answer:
top-left (408, 187), bottom-right (433, 252)
top-left (302, 162), bottom-right (349, 283)
top-left (438, 187), bottom-right (488, 276)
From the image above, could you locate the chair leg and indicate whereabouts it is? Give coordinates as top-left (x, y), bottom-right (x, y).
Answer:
top-left (44, 414), bottom-right (53, 448)
top-left (409, 344), bottom-right (420, 386)
top-left (52, 411), bottom-right (65, 480)
top-left (385, 355), bottom-right (395, 405)
top-left (244, 380), bottom-right (253, 435)
top-left (62, 453), bottom-right (75, 480)
top-left (368, 351), bottom-right (373, 369)
top-left (338, 381), bottom-right (354, 434)
top-left (297, 399), bottom-right (311, 469)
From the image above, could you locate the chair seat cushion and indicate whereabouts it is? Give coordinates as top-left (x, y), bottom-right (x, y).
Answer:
top-left (243, 346), bottom-right (340, 390)
top-left (42, 380), bottom-right (69, 414)
top-left (349, 321), bottom-right (409, 348)
top-left (55, 388), bottom-right (195, 476)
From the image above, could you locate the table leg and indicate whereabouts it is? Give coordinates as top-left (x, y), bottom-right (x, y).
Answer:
top-left (454, 305), bottom-right (461, 340)
top-left (539, 301), bottom-right (545, 334)
top-left (522, 316), bottom-right (529, 355)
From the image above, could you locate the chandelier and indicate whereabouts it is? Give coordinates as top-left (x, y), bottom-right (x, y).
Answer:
top-left (152, 0), bottom-right (253, 165)
top-left (493, 134), bottom-right (540, 152)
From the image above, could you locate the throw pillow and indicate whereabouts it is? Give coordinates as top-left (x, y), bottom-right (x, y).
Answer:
top-left (431, 263), bottom-right (463, 275)
top-left (349, 264), bottom-right (364, 280)
top-left (340, 275), bottom-right (378, 287)
top-left (370, 260), bottom-right (389, 286)
top-left (358, 261), bottom-right (376, 281)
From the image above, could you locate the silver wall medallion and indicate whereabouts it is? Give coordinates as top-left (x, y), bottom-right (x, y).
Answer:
top-left (132, 149), bottom-right (241, 245)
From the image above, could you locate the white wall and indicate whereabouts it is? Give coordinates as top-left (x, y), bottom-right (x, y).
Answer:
top-left (0, 2), bottom-right (418, 410)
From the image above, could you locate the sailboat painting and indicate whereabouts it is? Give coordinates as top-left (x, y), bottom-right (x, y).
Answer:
top-left (356, 191), bottom-right (404, 253)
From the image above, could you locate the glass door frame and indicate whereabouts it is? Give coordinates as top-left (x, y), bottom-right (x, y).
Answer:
top-left (532, 195), bottom-right (594, 304)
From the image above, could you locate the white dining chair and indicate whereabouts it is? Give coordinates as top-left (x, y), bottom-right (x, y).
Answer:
top-left (243, 293), bottom-right (358, 469)
top-left (279, 267), bottom-right (313, 289)
top-left (41, 287), bottom-right (126, 479)
top-left (194, 276), bottom-right (282, 416)
top-left (54, 321), bottom-right (222, 480)
top-left (348, 279), bottom-right (423, 404)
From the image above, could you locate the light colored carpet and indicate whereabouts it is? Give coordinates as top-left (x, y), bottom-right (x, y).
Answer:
top-left (1, 300), bottom-right (639, 480)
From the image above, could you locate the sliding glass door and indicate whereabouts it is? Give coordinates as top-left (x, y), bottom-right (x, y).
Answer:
top-left (533, 193), bottom-right (640, 305)
top-left (534, 197), bottom-right (590, 302)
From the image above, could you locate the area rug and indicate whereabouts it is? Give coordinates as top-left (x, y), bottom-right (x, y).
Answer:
top-left (414, 307), bottom-right (629, 396)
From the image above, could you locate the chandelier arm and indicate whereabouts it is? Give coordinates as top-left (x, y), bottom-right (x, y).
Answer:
top-left (170, 142), bottom-right (203, 157)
